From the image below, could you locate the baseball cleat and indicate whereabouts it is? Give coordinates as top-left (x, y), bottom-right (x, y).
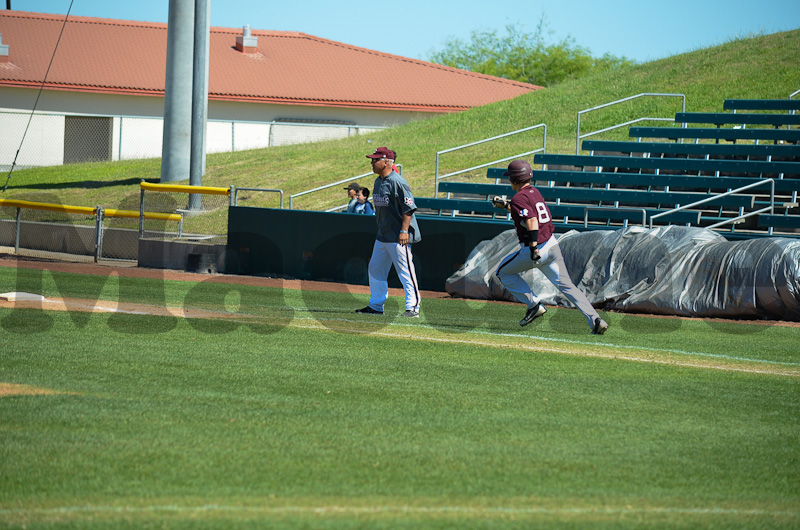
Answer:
top-left (520, 303), bottom-right (547, 327)
top-left (355, 306), bottom-right (384, 315)
top-left (400, 309), bottom-right (419, 318)
top-left (592, 317), bottom-right (609, 335)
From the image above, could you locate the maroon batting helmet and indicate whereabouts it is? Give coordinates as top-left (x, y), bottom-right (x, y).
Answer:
top-left (503, 160), bottom-right (533, 184)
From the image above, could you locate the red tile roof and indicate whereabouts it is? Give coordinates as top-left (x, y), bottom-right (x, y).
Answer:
top-left (0, 11), bottom-right (541, 113)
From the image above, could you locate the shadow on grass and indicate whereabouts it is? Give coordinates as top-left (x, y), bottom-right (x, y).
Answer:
top-left (6, 177), bottom-right (152, 191)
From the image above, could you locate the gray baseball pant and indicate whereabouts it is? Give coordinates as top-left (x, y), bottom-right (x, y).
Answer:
top-left (496, 235), bottom-right (600, 329)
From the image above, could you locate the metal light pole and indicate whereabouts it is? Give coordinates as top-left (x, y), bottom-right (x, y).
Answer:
top-left (188, 0), bottom-right (210, 208)
top-left (190, 0), bottom-right (210, 187)
top-left (161, 0), bottom-right (194, 183)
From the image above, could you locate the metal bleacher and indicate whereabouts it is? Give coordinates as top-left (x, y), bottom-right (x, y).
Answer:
top-left (417, 96), bottom-right (800, 238)
top-left (627, 127), bottom-right (800, 144)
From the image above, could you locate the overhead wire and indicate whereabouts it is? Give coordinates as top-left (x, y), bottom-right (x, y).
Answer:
top-left (3, 0), bottom-right (75, 192)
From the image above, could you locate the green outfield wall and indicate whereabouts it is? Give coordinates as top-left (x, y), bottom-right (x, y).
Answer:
top-left (226, 207), bottom-right (511, 292)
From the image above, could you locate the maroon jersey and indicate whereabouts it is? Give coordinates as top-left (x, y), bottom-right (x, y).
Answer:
top-left (509, 185), bottom-right (554, 244)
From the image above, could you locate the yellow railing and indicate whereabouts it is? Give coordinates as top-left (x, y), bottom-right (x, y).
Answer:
top-left (0, 199), bottom-right (96, 216)
top-left (140, 182), bottom-right (231, 196)
top-left (0, 199), bottom-right (182, 222)
top-left (1, 183), bottom-right (250, 262)
top-left (103, 208), bottom-right (182, 222)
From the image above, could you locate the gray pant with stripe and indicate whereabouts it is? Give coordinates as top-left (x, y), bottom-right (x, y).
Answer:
top-left (367, 240), bottom-right (420, 312)
top-left (496, 235), bottom-right (600, 329)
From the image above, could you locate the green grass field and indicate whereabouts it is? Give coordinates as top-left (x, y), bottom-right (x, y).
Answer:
top-left (1, 264), bottom-right (798, 528)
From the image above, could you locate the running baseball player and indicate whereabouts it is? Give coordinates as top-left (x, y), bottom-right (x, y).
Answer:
top-left (492, 159), bottom-right (608, 334)
top-left (355, 147), bottom-right (421, 317)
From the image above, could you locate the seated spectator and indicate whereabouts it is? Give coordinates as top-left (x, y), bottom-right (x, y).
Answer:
top-left (354, 187), bottom-right (375, 215)
top-left (344, 182), bottom-right (361, 213)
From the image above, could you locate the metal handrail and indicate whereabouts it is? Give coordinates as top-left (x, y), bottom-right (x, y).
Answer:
top-left (233, 187), bottom-right (284, 209)
top-left (584, 206), bottom-right (646, 228)
top-left (434, 124), bottom-right (547, 196)
top-left (789, 89), bottom-right (799, 131)
top-left (576, 93), bottom-right (686, 154)
top-left (290, 172), bottom-right (371, 210)
top-left (289, 165), bottom-right (402, 210)
top-left (649, 179), bottom-right (775, 230)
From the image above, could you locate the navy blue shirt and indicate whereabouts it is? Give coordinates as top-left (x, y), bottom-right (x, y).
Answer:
top-left (372, 171), bottom-right (421, 244)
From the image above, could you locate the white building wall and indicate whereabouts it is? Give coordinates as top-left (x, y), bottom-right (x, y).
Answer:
top-left (0, 87), bottom-right (440, 168)
top-left (206, 120), bottom-right (233, 154)
top-left (271, 123), bottom-right (350, 147)
top-left (111, 116), bottom-right (121, 162)
top-left (208, 99), bottom-right (429, 128)
top-left (0, 111), bottom-right (64, 169)
top-left (232, 121), bottom-right (270, 151)
top-left (118, 117), bottom-right (164, 160)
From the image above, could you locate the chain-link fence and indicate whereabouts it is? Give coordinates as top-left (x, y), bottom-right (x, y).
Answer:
top-left (0, 199), bottom-right (99, 261)
top-left (0, 183), bottom-right (280, 267)
top-left (0, 198), bottom-right (182, 262)
top-left (0, 110), bottom-right (388, 170)
top-left (139, 182), bottom-right (231, 245)
top-left (137, 183), bottom-right (277, 274)
top-left (101, 207), bottom-right (182, 261)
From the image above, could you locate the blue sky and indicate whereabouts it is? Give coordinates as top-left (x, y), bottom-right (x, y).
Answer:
top-left (11, 0), bottom-right (800, 63)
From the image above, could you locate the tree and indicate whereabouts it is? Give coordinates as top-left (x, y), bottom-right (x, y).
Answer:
top-left (429, 18), bottom-right (635, 87)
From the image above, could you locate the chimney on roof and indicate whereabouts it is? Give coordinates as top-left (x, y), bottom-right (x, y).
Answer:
top-left (235, 25), bottom-right (258, 54)
top-left (0, 34), bottom-right (9, 64)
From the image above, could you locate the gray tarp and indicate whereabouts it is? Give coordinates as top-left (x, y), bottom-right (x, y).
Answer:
top-left (445, 226), bottom-right (800, 321)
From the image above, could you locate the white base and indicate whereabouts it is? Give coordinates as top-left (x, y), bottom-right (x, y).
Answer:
top-left (0, 292), bottom-right (48, 302)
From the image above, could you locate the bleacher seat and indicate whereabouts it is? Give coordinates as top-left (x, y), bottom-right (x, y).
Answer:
top-left (534, 153), bottom-right (800, 176)
top-left (582, 140), bottom-right (800, 161)
top-left (628, 126), bottom-right (800, 144)
top-left (421, 97), bottom-right (800, 237)
top-left (674, 112), bottom-right (800, 128)
top-left (723, 99), bottom-right (800, 112)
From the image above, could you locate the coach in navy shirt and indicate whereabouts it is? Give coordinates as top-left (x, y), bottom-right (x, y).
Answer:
top-left (355, 147), bottom-right (421, 318)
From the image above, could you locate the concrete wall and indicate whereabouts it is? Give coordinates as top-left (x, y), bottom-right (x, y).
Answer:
top-left (138, 239), bottom-right (226, 273)
top-left (0, 219), bottom-right (140, 261)
top-left (0, 219), bottom-right (96, 257)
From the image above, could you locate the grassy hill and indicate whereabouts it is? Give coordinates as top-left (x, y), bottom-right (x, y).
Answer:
top-left (4, 29), bottom-right (799, 213)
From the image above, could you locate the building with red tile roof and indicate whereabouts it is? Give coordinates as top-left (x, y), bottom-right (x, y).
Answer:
top-left (0, 10), bottom-right (540, 167)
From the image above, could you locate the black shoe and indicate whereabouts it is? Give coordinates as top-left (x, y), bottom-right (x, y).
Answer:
top-left (520, 303), bottom-right (547, 327)
top-left (400, 310), bottom-right (419, 318)
top-left (592, 317), bottom-right (609, 335)
top-left (355, 306), bottom-right (384, 315)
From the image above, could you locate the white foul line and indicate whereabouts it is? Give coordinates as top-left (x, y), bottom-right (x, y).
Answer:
top-left (0, 503), bottom-right (796, 518)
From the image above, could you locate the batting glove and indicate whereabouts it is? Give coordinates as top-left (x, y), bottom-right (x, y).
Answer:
top-left (530, 246), bottom-right (541, 261)
top-left (491, 196), bottom-right (511, 211)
